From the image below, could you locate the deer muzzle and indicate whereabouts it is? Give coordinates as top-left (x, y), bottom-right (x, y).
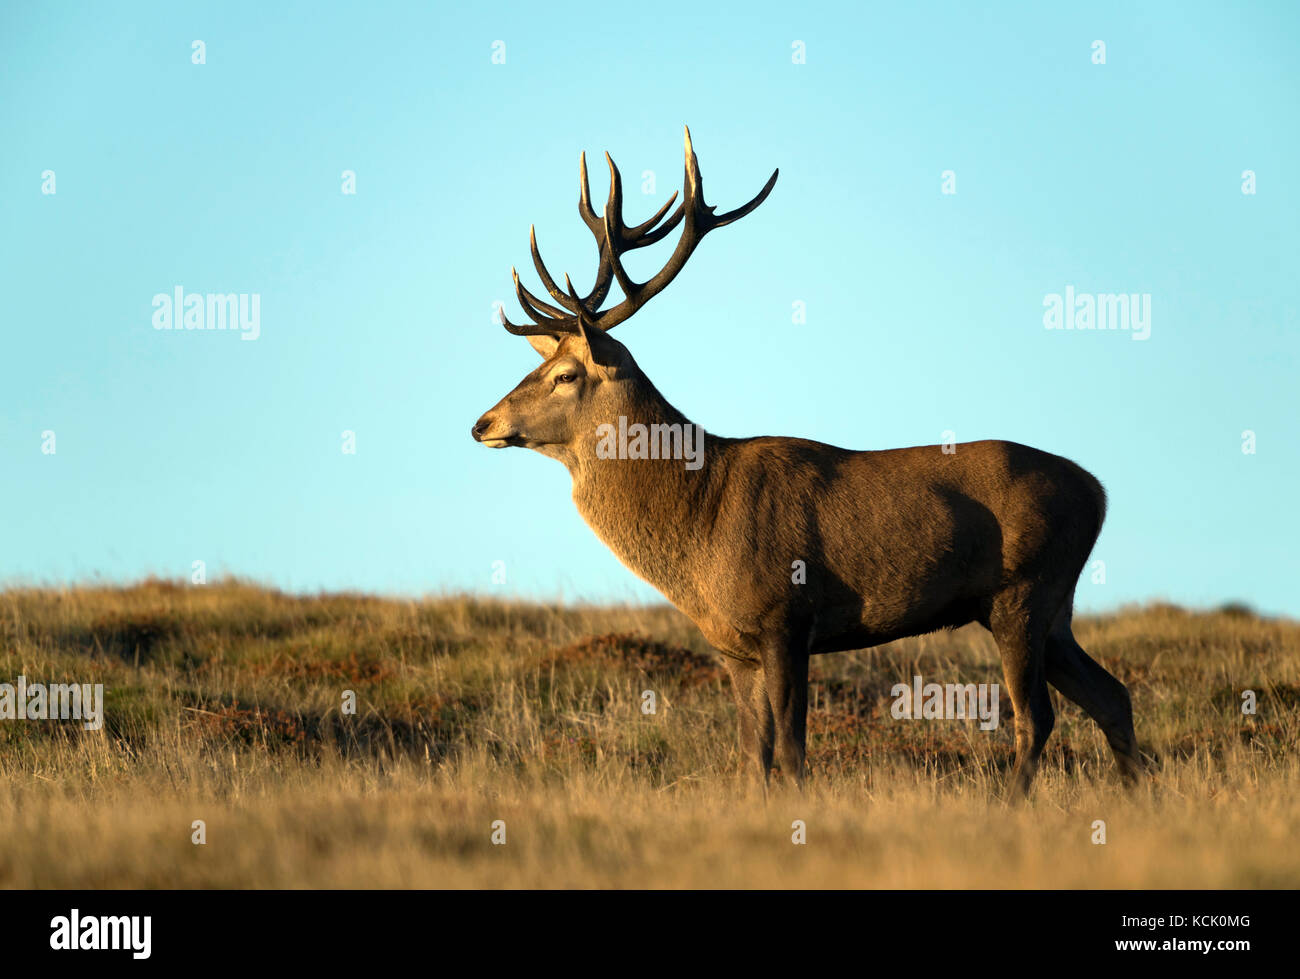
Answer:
top-left (471, 413), bottom-right (516, 448)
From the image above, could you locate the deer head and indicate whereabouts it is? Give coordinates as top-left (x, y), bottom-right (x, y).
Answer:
top-left (471, 127), bottom-right (777, 468)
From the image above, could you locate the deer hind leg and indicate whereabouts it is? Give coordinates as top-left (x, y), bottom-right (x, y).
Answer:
top-left (1044, 616), bottom-right (1142, 782)
top-left (989, 590), bottom-right (1055, 798)
top-left (721, 657), bottom-right (774, 791)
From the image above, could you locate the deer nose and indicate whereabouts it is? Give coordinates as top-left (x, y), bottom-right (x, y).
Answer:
top-left (471, 416), bottom-right (493, 441)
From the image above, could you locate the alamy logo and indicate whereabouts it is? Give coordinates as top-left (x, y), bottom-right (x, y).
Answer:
top-left (0, 676), bottom-right (104, 730)
top-left (152, 286), bottom-right (261, 340)
top-left (1043, 286), bottom-right (1151, 341)
top-left (595, 416), bottom-right (705, 471)
top-left (891, 674), bottom-right (1000, 730)
top-left (50, 909), bottom-right (151, 959)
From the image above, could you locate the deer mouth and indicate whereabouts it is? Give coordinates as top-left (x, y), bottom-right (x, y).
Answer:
top-left (480, 432), bottom-right (528, 448)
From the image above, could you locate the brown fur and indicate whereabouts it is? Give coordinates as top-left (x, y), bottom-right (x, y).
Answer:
top-left (473, 331), bottom-right (1142, 796)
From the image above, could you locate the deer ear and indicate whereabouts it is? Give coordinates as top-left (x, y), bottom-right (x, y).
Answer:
top-left (523, 333), bottom-right (561, 359)
top-left (575, 319), bottom-right (629, 375)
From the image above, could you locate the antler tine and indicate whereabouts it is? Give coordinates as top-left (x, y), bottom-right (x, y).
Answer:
top-left (512, 267), bottom-right (579, 328)
top-left (577, 150), bottom-right (600, 235)
top-left (604, 152), bottom-right (625, 235)
top-left (708, 170), bottom-right (779, 230)
top-left (563, 273), bottom-right (594, 326)
top-left (499, 302), bottom-right (571, 337)
top-left (528, 225), bottom-right (583, 315)
top-left (628, 190), bottom-right (681, 241)
top-left (600, 154), bottom-right (631, 292)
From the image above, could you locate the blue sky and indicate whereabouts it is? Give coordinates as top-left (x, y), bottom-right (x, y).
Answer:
top-left (2, 1), bottom-right (1297, 615)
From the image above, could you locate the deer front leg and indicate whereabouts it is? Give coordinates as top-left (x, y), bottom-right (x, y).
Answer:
top-left (721, 656), bottom-right (774, 792)
top-left (760, 635), bottom-right (810, 788)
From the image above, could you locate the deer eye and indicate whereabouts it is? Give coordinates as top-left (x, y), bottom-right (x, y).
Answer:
top-left (554, 372), bottom-right (578, 385)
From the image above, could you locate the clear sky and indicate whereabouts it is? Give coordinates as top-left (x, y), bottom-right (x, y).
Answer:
top-left (2, 1), bottom-right (1297, 615)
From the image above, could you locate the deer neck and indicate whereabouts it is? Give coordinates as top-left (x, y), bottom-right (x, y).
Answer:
top-left (562, 383), bottom-right (720, 600)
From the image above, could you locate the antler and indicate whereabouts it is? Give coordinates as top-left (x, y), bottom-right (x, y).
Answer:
top-left (500, 126), bottom-right (778, 337)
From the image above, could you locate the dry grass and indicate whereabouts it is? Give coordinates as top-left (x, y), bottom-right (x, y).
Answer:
top-left (1, 579), bottom-right (1297, 888)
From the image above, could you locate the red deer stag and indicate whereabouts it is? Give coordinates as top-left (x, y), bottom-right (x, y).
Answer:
top-left (472, 127), bottom-right (1142, 796)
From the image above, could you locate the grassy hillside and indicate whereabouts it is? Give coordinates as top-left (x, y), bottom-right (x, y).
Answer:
top-left (1, 579), bottom-right (1297, 888)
